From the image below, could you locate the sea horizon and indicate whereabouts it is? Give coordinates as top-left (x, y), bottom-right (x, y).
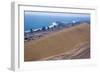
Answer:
top-left (24, 11), bottom-right (90, 32)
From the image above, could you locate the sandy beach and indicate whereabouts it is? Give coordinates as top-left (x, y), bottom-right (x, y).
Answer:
top-left (24, 23), bottom-right (90, 61)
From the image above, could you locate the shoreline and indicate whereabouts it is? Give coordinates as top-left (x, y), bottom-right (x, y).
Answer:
top-left (24, 22), bottom-right (89, 42)
top-left (24, 23), bottom-right (90, 61)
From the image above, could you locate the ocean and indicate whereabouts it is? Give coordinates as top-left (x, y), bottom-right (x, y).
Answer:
top-left (24, 11), bottom-right (90, 31)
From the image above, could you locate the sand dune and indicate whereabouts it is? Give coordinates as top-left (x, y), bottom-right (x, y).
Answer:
top-left (24, 23), bottom-right (90, 61)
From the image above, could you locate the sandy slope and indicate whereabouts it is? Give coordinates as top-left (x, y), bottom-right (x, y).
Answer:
top-left (41, 42), bottom-right (90, 60)
top-left (24, 23), bottom-right (90, 61)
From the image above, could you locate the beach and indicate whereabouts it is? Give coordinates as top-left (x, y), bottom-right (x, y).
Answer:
top-left (24, 23), bottom-right (90, 61)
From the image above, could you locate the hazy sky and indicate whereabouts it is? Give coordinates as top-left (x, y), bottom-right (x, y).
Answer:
top-left (24, 11), bottom-right (90, 18)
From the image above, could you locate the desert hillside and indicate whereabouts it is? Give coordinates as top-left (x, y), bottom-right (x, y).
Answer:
top-left (24, 23), bottom-right (90, 61)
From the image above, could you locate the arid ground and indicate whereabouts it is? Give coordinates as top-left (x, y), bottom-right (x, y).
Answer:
top-left (24, 23), bottom-right (90, 61)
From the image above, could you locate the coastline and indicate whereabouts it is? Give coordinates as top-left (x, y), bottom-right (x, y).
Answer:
top-left (24, 23), bottom-right (90, 61)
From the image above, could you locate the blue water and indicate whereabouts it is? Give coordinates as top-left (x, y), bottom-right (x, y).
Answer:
top-left (24, 11), bottom-right (90, 31)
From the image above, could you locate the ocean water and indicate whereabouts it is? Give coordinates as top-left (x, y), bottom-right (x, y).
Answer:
top-left (24, 11), bottom-right (90, 31)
